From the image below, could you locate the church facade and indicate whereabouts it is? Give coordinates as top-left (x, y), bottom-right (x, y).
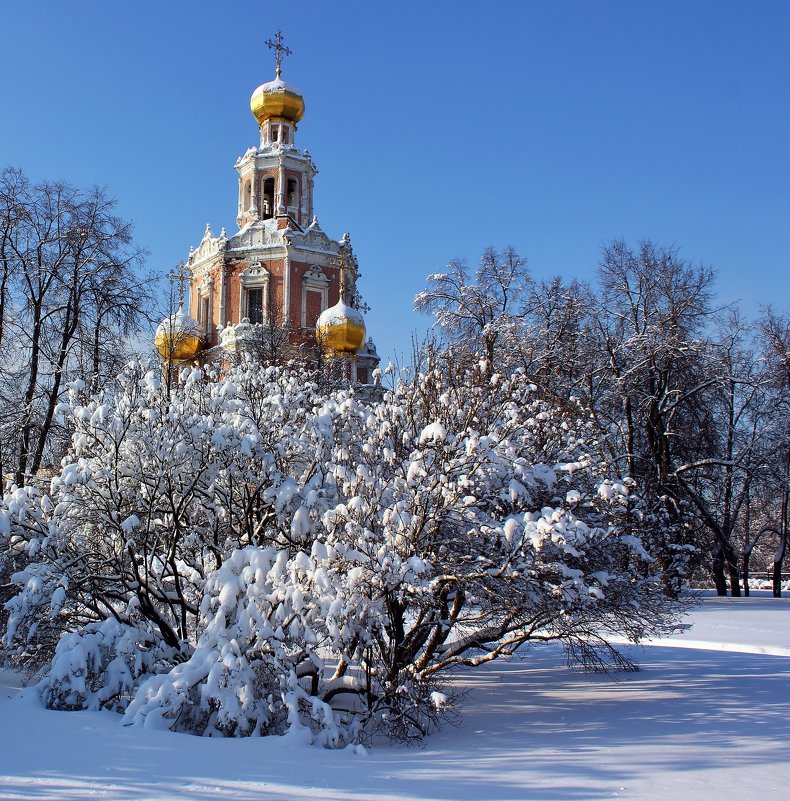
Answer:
top-left (178, 37), bottom-right (378, 383)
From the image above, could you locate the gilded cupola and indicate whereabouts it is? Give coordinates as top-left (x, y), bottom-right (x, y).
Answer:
top-left (316, 255), bottom-right (366, 357)
top-left (155, 264), bottom-right (201, 364)
top-left (250, 77), bottom-right (305, 125)
top-left (250, 31), bottom-right (305, 125)
top-left (316, 301), bottom-right (366, 357)
top-left (154, 308), bottom-right (202, 363)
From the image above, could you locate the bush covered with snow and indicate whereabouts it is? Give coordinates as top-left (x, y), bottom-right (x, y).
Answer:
top-left (1, 356), bottom-right (687, 743)
top-left (41, 614), bottom-right (178, 712)
top-left (123, 546), bottom-right (359, 744)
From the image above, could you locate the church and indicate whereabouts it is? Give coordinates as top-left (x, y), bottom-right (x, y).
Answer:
top-left (156, 33), bottom-right (379, 384)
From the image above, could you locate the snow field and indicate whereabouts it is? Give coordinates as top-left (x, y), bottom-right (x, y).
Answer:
top-left (1, 594), bottom-right (789, 801)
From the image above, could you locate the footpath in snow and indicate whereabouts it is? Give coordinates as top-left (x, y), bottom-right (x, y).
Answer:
top-left (1, 592), bottom-right (789, 801)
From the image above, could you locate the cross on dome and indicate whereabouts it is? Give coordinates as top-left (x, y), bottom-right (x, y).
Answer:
top-left (266, 30), bottom-right (292, 78)
top-left (166, 262), bottom-right (191, 309)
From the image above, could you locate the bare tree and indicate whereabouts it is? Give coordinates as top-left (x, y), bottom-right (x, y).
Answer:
top-left (758, 308), bottom-right (790, 596)
top-left (0, 167), bottom-right (153, 486)
top-left (672, 312), bottom-right (773, 595)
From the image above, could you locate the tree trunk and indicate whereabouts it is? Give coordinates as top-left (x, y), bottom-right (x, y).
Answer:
top-left (30, 294), bottom-right (79, 476)
top-left (775, 452), bottom-right (790, 598)
top-left (721, 538), bottom-right (741, 597)
top-left (15, 296), bottom-right (44, 486)
top-left (772, 542), bottom-right (786, 598)
top-left (712, 543), bottom-right (728, 596)
top-left (727, 553), bottom-right (741, 597)
top-left (741, 548), bottom-right (751, 597)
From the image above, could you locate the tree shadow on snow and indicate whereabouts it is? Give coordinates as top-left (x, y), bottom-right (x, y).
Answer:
top-left (1, 644), bottom-right (790, 801)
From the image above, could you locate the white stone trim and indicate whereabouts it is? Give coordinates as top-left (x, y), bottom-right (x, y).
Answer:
top-left (239, 261), bottom-right (270, 323)
top-left (197, 275), bottom-right (214, 339)
top-left (301, 265), bottom-right (329, 329)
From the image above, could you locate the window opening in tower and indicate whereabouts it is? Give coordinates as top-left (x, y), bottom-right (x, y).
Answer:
top-left (263, 177), bottom-right (275, 220)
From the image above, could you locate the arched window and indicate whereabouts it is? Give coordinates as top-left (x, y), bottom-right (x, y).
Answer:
top-left (263, 177), bottom-right (275, 220)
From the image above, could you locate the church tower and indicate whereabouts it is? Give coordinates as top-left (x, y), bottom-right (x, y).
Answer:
top-left (183, 33), bottom-right (379, 382)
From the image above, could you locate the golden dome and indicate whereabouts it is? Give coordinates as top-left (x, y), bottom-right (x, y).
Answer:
top-left (155, 309), bottom-right (202, 363)
top-left (316, 302), bottom-right (366, 357)
top-left (250, 77), bottom-right (305, 125)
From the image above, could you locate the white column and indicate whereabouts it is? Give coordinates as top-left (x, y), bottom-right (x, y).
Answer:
top-left (283, 248), bottom-right (291, 326)
top-left (277, 159), bottom-right (286, 215)
top-left (218, 263), bottom-right (226, 329)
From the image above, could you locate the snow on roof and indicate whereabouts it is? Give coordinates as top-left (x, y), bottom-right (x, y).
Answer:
top-left (316, 301), bottom-right (365, 327)
top-left (257, 77), bottom-right (302, 95)
top-left (155, 308), bottom-right (200, 338)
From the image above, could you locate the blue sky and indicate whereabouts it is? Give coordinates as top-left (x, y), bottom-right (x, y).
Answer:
top-left (1, 1), bottom-right (788, 364)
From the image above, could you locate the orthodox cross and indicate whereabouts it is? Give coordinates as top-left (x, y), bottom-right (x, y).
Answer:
top-left (266, 31), bottom-right (292, 78)
top-left (166, 262), bottom-right (191, 310)
top-left (337, 252), bottom-right (347, 303)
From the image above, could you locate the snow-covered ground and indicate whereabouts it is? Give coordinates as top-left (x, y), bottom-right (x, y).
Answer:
top-left (1, 592), bottom-right (789, 801)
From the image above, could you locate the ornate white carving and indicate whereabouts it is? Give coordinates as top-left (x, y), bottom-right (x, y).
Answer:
top-left (302, 265), bottom-right (329, 288)
top-left (188, 224), bottom-right (228, 269)
top-left (220, 319), bottom-right (255, 353)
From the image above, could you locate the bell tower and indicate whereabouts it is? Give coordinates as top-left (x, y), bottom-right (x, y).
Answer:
top-left (237, 33), bottom-right (314, 230)
top-left (184, 33), bottom-right (379, 383)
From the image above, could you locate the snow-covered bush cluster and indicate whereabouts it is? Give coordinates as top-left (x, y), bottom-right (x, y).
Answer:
top-left (0, 356), bottom-right (686, 744)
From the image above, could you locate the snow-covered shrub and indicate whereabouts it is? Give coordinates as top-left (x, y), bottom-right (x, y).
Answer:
top-left (1, 360), bottom-right (332, 667)
top-left (123, 546), bottom-right (357, 744)
top-left (1, 355), bottom-right (687, 743)
top-left (41, 614), bottom-right (177, 712)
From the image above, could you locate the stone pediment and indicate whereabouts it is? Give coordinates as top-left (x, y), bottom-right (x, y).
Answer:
top-left (241, 261), bottom-right (270, 284)
top-left (288, 221), bottom-right (340, 255)
top-left (189, 224), bottom-right (228, 267)
top-left (228, 221), bottom-right (280, 251)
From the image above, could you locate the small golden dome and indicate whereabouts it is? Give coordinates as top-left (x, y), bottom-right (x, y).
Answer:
top-left (250, 77), bottom-right (305, 125)
top-left (155, 309), bottom-right (202, 363)
top-left (316, 302), bottom-right (366, 357)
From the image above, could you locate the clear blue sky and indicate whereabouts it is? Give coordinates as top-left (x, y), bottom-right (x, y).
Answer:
top-left (1, 0), bottom-right (788, 364)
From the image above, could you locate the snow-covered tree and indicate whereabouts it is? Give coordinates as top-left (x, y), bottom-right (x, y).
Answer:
top-left (414, 247), bottom-right (530, 376)
top-left (1, 355), bottom-right (686, 744)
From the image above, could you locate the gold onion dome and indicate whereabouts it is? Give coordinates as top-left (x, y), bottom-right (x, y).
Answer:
top-left (154, 308), bottom-right (202, 363)
top-left (316, 301), bottom-right (366, 357)
top-left (250, 76), bottom-right (305, 125)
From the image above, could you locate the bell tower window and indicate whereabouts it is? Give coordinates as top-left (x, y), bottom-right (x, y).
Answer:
top-left (287, 178), bottom-right (298, 214)
top-left (263, 177), bottom-right (275, 220)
